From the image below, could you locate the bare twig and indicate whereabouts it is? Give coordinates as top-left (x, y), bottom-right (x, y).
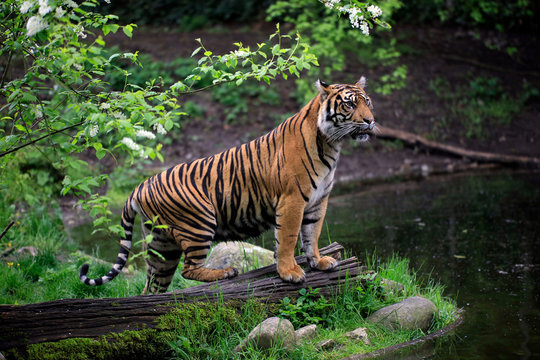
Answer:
top-left (0, 220), bottom-right (15, 242)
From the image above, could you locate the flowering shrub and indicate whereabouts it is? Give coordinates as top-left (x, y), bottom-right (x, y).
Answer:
top-left (267, 0), bottom-right (405, 102)
top-left (0, 0), bottom-right (317, 234)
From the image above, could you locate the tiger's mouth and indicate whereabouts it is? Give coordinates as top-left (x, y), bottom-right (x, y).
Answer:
top-left (350, 128), bottom-right (372, 142)
top-left (350, 122), bottom-right (375, 142)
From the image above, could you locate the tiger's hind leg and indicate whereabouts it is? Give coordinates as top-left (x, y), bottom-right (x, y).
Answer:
top-left (177, 228), bottom-right (238, 282)
top-left (141, 222), bottom-right (183, 294)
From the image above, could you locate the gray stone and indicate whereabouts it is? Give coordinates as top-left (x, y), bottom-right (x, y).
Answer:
top-left (317, 339), bottom-right (336, 350)
top-left (367, 296), bottom-right (438, 332)
top-left (380, 278), bottom-right (405, 294)
top-left (206, 242), bottom-right (275, 274)
top-left (295, 324), bottom-right (318, 342)
top-left (234, 317), bottom-right (295, 352)
top-left (345, 327), bottom-right (371, 345)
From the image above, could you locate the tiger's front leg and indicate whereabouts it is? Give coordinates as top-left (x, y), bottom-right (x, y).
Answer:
top-left (301, 196), bottom-right (338, 271)
top-left (275, 197), bottom-right (306, 283)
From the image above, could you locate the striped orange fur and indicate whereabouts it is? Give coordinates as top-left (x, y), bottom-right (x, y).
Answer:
top-left (79, 78), bottom-right (375, 293)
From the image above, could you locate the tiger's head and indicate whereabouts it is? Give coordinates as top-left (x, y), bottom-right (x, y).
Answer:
top-left (316, 77), bottom-right (375, 143)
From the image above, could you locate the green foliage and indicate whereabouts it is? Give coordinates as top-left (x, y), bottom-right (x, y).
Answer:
top-left (429, 75), bottom-right (538, 138)
top-left (164, 300), bottom-right (270, 359)
top-left (279, 287), bottom-right (332, 328)
top-left (267, 0), bottom-right (405, 102)
top-left (1, 0), bottom-right (318, 239)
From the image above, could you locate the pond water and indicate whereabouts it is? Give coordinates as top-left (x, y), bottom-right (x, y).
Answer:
top-left (324, 171), bottom-right (540, 359)
top-left (71, 170), bottom-right (540, 359)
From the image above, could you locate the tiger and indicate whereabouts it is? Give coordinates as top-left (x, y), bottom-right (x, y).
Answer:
top-left (79, 77), bottom-right (376, 294)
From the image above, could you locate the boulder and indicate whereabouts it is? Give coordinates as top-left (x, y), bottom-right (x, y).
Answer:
top-left (295, 324), bottom-right (318, 342)
top-left (367, 296), bottom-right (438, 332)
top-left (345, 327), bottom-right (371, 345)
top-left (205, 242), bottom-right (275, 273)
top-left (317, 339), bottom-right (336, 350)
top-left (234, 317), bottom-right (295, 352)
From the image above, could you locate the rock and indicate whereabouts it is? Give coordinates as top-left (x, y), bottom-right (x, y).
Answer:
top-left (295, 324), bottom-right (318, 342)
top-left (234, 317), bottom-right (295, 352)
top-left (345, 327), bottom-right (371, 345)
top-left (16, 246), bottom-right (38, 257)
top-left (367, 296), bottom-right (438, 332)
top-left (317, 339), bottom-right (336, 350)
top-left (206, 242), bottom-right (275, 274)
top-left (380, 278), bottom-right (405, 294)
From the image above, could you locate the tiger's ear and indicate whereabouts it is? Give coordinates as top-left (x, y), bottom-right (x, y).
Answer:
top-left (356, 76), bottom-right (367, 88)
top-left (315, 79), bottom-right (330, 100)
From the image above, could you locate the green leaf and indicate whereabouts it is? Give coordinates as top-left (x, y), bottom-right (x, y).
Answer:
top-left (96, 148), bottom-right (106, 159)
top-left (191, 47), bottom-right (202, 57)
top-left (123, 25), bottom-right (133, 38)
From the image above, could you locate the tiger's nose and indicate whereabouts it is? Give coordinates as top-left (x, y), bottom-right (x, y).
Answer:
top-left (364, 118), bottom-right (375, 130)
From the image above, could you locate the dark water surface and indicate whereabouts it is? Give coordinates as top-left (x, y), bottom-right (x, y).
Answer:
top-left (73, 171), bottom-right (540, 359)
top-left (324, 171), bottom-right (540, 359)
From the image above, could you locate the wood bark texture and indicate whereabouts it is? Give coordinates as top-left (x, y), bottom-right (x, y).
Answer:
top-left (375, 125), bottom-right (540, 168)
top-left (0, 242), bottom-right (367, 350)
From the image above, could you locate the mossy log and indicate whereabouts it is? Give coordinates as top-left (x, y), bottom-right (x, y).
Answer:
top-left (0, 242), bottom-right (366, 350)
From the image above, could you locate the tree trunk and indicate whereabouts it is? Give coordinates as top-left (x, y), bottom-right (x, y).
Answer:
top-left (0, 242), bottom-right (366, 350)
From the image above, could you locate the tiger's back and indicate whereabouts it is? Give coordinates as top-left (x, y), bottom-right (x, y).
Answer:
top-left (79, 77), bottom-right (375, 293)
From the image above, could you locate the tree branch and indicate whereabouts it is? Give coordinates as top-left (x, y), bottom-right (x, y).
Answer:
top-left (0, 120), bottom-right (84, 158)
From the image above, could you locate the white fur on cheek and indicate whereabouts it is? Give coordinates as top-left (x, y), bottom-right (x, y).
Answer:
top-left (317, 102), bottom-right (335, 137)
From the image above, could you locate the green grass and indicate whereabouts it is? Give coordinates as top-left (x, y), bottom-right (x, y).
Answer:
top-left (159, 256), bottom-right (458, 360)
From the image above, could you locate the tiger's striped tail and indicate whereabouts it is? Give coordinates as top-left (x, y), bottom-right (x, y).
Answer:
top-left (79, 195), bottom-right (136, 286)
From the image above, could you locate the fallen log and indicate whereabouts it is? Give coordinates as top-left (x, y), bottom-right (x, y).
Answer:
top-left (0, 242), bottom-right (367, 350)
top-left (375, 124), bottom-right (540, 168)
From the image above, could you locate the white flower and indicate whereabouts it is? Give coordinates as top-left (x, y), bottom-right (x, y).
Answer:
top-left (112, 111), bottom-right (127, 120)
top-left (20, 1), bottom-right (34, 14)
top-left (89, 125), bottom-right (99, 137)
top-left (153, 123), bottom-right (167, 135)
top-left (360, 21), bottom-right (370, 36)
top-left (54, 6), bottom-right (66, 18)
top-left (121, 137), bottom-right (140, 151)
top-left (139, 149), bottom-right (148, 159)
top-left (347, 7), bottom-right (363, 29)
top-left (35, 107), bottom-right (43, 119)
top-left (135, 130), bottom-right (156, 139)
top-left (367, 5), bottom-right (382, 18)
top-left (65, 0), bottom-right (78, 8)
top-left (73, 63), bottom-right (82, 71)
top-left (233, 50), bottom-right (249, 58)
top-left (99, 102), bottom-right (110, 110)
top-left (103, 0), bottom-right (111, 3)
top-left (76, 26), bottom-right (87, 39)
top-left (323, 0), bottom-right (340, 9)
top-left (26, 16), bottom-right (48, 36)
top-left (38, 0), bottom-right (51, 16)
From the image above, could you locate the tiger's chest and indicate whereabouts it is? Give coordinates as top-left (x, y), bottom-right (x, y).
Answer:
top-left (307, 167), bottom-right (337, 209)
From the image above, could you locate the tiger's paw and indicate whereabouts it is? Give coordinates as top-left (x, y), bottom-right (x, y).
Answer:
top-left (313, 255), bottom-right (338, 271)
top-left (223, 266), bottom-right (239, 279)
top-left (278, 264), bottom-right (306, 283)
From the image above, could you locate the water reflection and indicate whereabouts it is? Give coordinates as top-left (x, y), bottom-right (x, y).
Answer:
top-left (70, 171), bottom-right (540, 359)
top-left (325, 171), bottom-right (540, 359)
